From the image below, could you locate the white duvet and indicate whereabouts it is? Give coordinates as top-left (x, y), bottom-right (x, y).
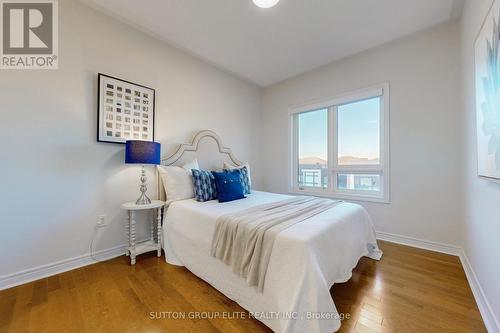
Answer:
top-left (163, 191), bottom-right (382, 333)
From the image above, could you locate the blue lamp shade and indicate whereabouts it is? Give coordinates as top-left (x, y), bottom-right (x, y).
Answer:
top-left (125, 141), bottom-right (161, 165)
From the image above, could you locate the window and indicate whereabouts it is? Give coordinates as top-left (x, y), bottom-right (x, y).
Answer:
top-left (290, 84), bottom-right (389, 203)
top-left (297, 108), bottom-right (328, 188)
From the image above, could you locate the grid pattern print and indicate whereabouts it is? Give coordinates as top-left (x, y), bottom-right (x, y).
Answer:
top-left (99, 75), bottom-right (154, 143)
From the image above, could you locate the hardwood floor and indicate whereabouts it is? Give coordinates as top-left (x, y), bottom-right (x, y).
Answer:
top-left (0, 241), bottom-right (486, 333)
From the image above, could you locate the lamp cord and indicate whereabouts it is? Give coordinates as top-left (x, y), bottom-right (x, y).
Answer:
top-left (90, 225), bottom-right (105, 263)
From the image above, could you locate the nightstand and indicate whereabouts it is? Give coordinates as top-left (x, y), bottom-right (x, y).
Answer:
top-left (121, 200), bottom-right (165, 265)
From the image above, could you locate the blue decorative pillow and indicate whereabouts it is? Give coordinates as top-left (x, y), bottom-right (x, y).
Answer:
top-left (191, 169), bottom-right (218, 202)
top-left (224, 166), bottom-right (251, 195)
top-left (211, 171), bottom-right (246, 203)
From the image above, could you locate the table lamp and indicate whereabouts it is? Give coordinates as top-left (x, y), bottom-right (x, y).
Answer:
top-left (125, 140), bottom-right (161, 205)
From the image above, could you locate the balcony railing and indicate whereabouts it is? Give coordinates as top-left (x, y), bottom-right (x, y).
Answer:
top-left (298, 164), bottom-right (328, 188)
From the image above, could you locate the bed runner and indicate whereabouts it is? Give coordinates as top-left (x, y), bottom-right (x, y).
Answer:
top-left (211, 196), bottom-right (341, 292)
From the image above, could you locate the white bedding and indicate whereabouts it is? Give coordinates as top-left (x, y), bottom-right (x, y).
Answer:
top-left (163, 191), bottom-right (382, 333)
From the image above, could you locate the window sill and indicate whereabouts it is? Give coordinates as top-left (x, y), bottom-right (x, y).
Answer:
top-left (288, 189), bottom-right (390, 204)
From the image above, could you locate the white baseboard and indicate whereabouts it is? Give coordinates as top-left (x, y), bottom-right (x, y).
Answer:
top-left (376, 231), bottom-right (499, 333)
top-left (376, 231), bottom-right (461, 255)
top-left (459, 249), bottom-right (500, 333)
top-left (0, 244), bottom-right (127, 290)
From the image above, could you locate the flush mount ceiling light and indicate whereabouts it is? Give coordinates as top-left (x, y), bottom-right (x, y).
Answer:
top-left (253, 0), bottom-right (280, 9)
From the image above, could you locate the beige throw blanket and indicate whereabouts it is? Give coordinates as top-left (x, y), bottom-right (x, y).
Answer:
top-left (211, 196), bottom-right (341, 292)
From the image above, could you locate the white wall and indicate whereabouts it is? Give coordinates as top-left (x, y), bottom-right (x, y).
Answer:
top-left (461, 0), bottom-right (500, 330)
top-left (0, 0), bottom-right (262, 279)
top-left (261, 22), bottom-right (463, 246)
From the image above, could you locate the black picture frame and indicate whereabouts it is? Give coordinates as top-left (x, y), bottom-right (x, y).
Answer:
top-left (97, 73), bottom-right (156, 144)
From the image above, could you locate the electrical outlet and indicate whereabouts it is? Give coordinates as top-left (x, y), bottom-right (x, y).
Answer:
top-left (97, 215), bottom-right (107, 227)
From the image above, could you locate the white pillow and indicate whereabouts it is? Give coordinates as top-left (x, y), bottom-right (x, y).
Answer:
top-left (182, 158), bottom-right (200, 175)
top-left (157, 159), bottom-right (200, 201)
top-left (223, 161), bottom-right (252, 186)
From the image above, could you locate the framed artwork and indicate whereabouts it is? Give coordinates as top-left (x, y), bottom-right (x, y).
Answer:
top-left (475, 0), bottom-right (500, 182)
top-left (97, 73), bottom-right (155, 144)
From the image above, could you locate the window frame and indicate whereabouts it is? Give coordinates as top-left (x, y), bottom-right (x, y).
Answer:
top-left (288, 83), bottom-right (390, 203)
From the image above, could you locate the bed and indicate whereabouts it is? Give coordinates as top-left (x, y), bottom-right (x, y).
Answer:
top-left (158, 130), bottom-right (382, 333)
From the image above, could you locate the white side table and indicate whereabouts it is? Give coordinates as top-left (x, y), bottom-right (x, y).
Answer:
top-left (121, 200), bottom-right (165, 265)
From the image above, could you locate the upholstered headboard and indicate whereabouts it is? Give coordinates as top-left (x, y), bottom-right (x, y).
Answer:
top-left (157, 130), bottom-right (243, 201)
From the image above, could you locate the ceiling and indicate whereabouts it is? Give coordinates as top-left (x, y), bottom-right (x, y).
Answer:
top-left (80, 0), bottom-right (464, 87)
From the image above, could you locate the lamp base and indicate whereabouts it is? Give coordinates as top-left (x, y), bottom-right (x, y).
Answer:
top-left (136, 192), bottom-right (152, 205)
top-left (136, 165), bottom-right (152, 205)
